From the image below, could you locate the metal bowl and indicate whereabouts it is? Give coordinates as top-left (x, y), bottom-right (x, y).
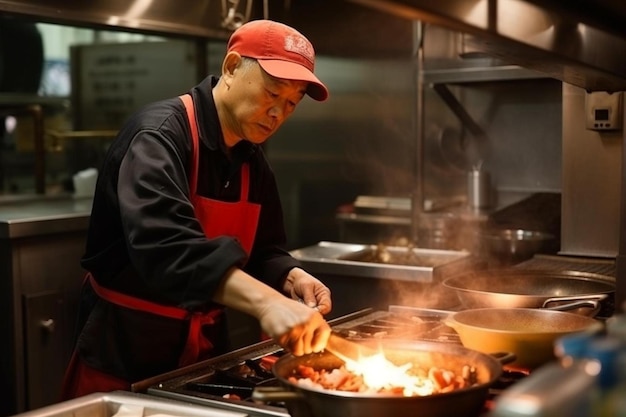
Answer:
top-left (478, 228), bottom-right (555, 262)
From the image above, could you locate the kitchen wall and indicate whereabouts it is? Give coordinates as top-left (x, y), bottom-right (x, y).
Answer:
top-left (267, 55), bottom-right (416, 248)
top-left (0, 17), bottom-right (566, 252)
top-left (269, 23), bottom-right (565, 249)
top-left (420, 25), bottom-right (563, 207)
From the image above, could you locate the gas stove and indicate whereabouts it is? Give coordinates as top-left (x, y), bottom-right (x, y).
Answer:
top-left (134, 307), bottom-right (529, 417)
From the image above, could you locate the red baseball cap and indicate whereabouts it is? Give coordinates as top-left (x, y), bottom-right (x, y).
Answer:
top-left (227, 20), bottom-right (329, 102)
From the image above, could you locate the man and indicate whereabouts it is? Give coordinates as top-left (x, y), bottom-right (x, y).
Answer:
top-left (61, 19), bottom-right (332, 399)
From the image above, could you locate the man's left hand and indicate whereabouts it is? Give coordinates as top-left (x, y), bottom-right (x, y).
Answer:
top-left (283, 267), bottom-right (332, 315)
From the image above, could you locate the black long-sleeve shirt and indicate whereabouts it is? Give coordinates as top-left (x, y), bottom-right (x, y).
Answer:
top-left (74, 76), bottom-right (302, 380)
top-left (82, 75), bottom-right (300, 309)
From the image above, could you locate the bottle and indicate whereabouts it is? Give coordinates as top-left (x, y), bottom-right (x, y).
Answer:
top-left (554, 331), bottom-right (600, 367)
top-left (585, 337), bottom-right (624, 417)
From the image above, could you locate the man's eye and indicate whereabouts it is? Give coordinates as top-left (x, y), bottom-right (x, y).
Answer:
top-left (267, 90), bottom-right (278, 98)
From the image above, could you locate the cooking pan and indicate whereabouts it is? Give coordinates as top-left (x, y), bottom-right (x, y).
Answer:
top-left (477, 228), bottom-right (556, 264)
top-left (252, 340), bottom-right (514, 417)
top-left (444, 308), bottom-right (603, 370)
top-left (442, 269), bottom-right (614, 316)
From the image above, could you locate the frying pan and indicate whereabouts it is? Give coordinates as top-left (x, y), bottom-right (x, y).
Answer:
top-left (252, 339), bottom-right (514, 417)
top-left (442, 269), bottom-right (614, 316)
top-left (444, 308), bottom-right (603, 369)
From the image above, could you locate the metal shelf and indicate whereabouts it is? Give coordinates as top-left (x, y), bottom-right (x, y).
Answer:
top-left (423, 65), bottom-right (549, 85)
top-left (0, 93), bottom-right (69, 108)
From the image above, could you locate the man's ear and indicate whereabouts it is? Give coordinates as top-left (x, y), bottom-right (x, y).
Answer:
top-left (222, 51), bottom-right (242, 78)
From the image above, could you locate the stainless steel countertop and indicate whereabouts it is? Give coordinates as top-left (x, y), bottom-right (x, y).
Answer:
top-left (12, 391), bottom-right (247, 417)
top-left (0, 194), bottom-right (91, 239)
top-left (290, 241), bottom-right (479, 283)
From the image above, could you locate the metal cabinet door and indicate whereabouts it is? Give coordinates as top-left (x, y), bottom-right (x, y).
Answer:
top-left (22, 290), bottom-right (70, 410)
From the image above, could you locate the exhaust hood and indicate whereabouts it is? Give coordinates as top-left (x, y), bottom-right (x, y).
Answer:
top-left (0, 0), bottom-right (235, 39)
top-left (345, 0), bottom-right (626, 92)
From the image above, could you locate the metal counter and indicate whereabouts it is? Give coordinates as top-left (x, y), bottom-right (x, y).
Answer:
top-left (11, 391), bottom-right (247, 417)
top-left (0, 195), bottom-right (91, 238)
top-left (289, 241), bottom-right (481, 318)
top-left (289, 241), bottom-right (477, 283)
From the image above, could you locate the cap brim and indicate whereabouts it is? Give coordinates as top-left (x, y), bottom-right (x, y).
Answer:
top-left (258, 59), bottom-right (329, 102)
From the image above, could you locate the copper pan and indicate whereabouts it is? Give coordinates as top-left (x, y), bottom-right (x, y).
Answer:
top-left (442, 269), bottom-right (614, 316)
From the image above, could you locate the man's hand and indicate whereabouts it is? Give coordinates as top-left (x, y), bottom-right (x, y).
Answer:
top-left (213, 266), bottom-right (332, 356)
top-left (258, 296), bottom-right (331, 356)
top-left (283, 267), bottom-right (332, 315)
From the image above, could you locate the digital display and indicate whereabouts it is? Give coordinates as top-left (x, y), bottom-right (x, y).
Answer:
top-left (595, 108), bottom-right (610, 121)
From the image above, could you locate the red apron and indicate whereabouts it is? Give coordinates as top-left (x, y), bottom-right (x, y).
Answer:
top-left (61, 93), bottom-right (261, 399)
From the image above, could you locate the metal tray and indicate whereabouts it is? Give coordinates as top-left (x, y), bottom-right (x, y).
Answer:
top-left (290, 241), bottom-right (478, 283)
top-left (11, 391), bottom-right (246, 417)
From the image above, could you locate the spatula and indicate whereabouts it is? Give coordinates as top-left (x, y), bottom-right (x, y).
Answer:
top-left (324, 332), bottom-right (380, 364)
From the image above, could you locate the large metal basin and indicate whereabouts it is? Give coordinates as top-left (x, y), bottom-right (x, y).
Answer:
top-left (11, 391), bottom-right (246, 417)
top-left (290, 241), bottom-right (477, 283)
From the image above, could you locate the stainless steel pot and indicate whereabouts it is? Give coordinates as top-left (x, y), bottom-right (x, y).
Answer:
top-left (478, 229), bottom-right (555, 264)
top-left (442, 269), bottom-right (615, 316)
top-left (252, 340), bottom-right (514, 417)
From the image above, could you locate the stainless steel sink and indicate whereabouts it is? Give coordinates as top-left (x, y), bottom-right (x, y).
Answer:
top-left (290, 241), bottom-right (478, 283)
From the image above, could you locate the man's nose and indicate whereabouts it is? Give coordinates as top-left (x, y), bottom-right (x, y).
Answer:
top-left (268, 103), bottom-right (286, 120)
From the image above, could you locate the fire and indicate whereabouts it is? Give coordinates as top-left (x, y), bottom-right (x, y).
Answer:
top-left (291, 344), bottom-right (473, 396)
top-left (342, 351), bottom-right (436, 396)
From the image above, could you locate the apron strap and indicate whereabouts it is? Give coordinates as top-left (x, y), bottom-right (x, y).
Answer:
top-left (88, 273), bottom-right (188, 319)
top-left (179, 94), bottom-right (199, 197)
top-left (240, 163), bottom-right (250, 200)
top-left (88, 273), bottom-right (219, 367)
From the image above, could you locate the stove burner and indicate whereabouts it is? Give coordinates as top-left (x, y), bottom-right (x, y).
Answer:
top-left (141, 308), bottom-right (529, 417)
top-left (331, 307), bottom-right (461, 344)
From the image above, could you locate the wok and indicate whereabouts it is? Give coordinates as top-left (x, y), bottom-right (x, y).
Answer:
top-left (442, 269), bottom-right (614, 316)
top-left (252, 340), bottom-right (514, 417)
top-left (444, 308), bottom-right (603, 369)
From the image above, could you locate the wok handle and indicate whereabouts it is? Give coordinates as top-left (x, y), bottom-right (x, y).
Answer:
top-left (542, 294), bottom-right (608, 314)
top-left (490, 351), bottom-right (517, 366)
top-left (252, 386), bottom-right (304, 403)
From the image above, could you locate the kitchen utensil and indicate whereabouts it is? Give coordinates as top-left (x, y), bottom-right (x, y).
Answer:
top-left (252, 339), bottom-right (514, 417)
top-left (442, 269), bottom-right (615, 316)
top-left (324, 333), bottom-right (379, 364)
top-left (467, 168), bottom-right (492, 209)
top-left (477, 228), bottom-right (555, 263)
top-left (444, 308), bottom-right (603, 369)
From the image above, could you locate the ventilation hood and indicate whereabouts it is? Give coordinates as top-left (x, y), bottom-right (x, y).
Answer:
top-left (345, 0), bottom-right (626, 92)
top-left (0, 0), bottom-right (235, 39)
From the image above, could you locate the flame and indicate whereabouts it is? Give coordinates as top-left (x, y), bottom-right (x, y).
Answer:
top-left (342, 351), bottom-right (436, 396)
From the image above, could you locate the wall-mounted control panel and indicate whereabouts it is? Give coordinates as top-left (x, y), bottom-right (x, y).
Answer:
top-left (585, 91), bottom-right (623, 131)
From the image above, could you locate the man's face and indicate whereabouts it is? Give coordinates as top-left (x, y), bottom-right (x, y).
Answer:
top-left (224, 58), bottom-right (308, 145)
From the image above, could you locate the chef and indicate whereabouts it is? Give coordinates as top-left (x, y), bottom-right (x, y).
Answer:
top-left (61, 19), bottom-right (332, 399)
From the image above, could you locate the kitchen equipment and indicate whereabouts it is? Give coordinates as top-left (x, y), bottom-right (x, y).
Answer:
top-left (290, 241), bottom-right (481, 318)
top-left (290, 241), bottom-right (476, 283)
top-left (324, 333), bottom-right (378, 363)
top-left (444, 308), bottom-right (603, 369)
top-left (140, 307), bottom-right (530, 417)
top-left (72, 167), bottom-right (98, 197)
top-left (490, 360), bottom-right (599, 417)
top-left (467, 168), bottom-right (492, 209)
top-left (11, 390), bottom-right (247, 417)
top-left (442, 269), bottom-right (615, 316)
top-left (252, 339), bottom-right (513, 417)
top-left (478, 229), bottom-right (556, 264)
